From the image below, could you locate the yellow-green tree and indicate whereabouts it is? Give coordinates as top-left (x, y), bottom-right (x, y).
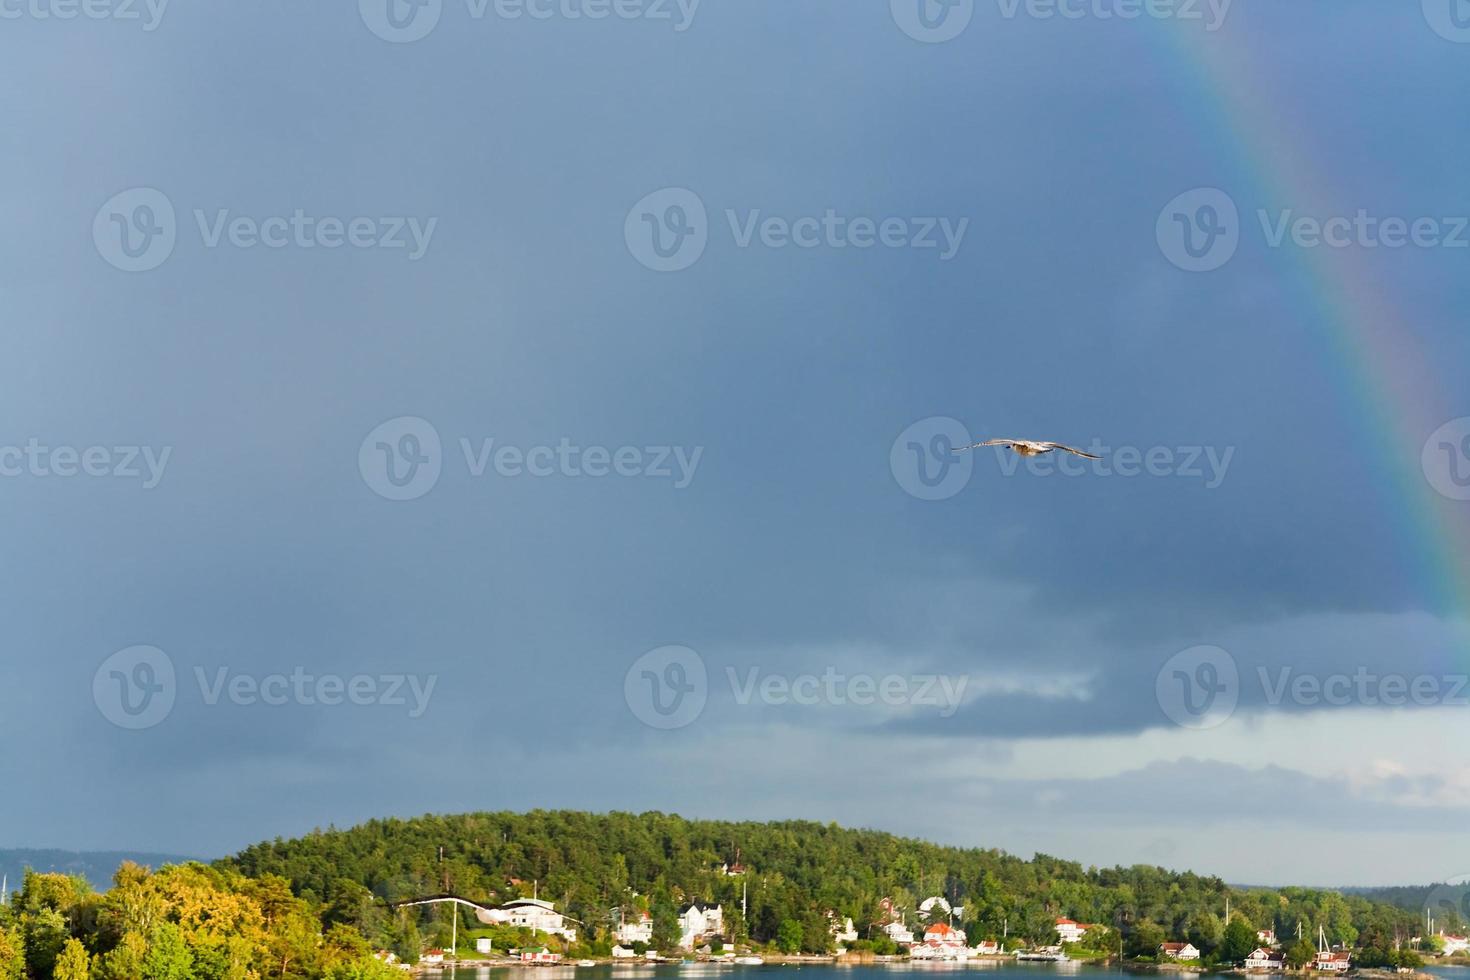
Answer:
top-left (0, 926), bottom-right (26, 980)
top-left (54, 938), bottom-right (91, 980)
top-left (141, 923), bottom-right (192, 980)
top-left (94, 931), bottom-right (146, 980)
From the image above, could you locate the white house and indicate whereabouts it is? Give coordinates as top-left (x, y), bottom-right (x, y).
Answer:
top-left (1314, 951), bottom-right (1351, 972)
top-left (884, 921), bottom-right (916, 945)
top-left (680, 904), bottom-right (724, 949)
top-left (475, 938), bottom-right (492, 954)
top-left (923, 923), bottom-right (968, 947)
top-left (919, 897), bottom-right (951, 917)
top-left (1055, 919), bottom-right (1090, 944)
top-left (1245, 948), bottom-right (1285, 971)
top-left (829, 915), bottom-right (859, 946)
top-left (497, 898), bottom-right (578, 942)
top-left (611, 946), bottom-right (637, 959)
top-left (1160, 943), bottom-right (1201, 961)
top-left (1443, 935), bottom-right (1470, 956)
top-left (973, 940), bottom-right (1002, 955)
top-left (421, 950), bottom-right (445, 966)
top-left (520, 947), bottom-right (561, 964)
top-left (616, 912), bottom-right (654, 945)
top-left (911, 923), bottom-right (972, 962)
top-left (1258, 930), bottom-right (1277, 947)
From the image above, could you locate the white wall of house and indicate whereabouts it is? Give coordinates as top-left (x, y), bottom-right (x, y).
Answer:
top-left (680, 905), bottom-right (724, 949)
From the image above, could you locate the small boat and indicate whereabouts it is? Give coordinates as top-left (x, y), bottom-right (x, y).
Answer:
top-left (577, 961), bottom-right (597, 968)
top-left (733, 957), bottom-right (764, 966)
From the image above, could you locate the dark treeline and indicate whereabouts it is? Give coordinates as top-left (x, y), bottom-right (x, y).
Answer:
top-left (219, 810), bottom-right (1428, 959)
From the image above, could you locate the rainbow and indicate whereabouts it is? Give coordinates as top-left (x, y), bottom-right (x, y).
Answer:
top-left (1154, 17), bottom-right (1470, 630)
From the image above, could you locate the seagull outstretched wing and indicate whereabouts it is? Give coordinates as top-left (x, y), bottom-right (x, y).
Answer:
top-left (952, 438), bottom-right (1016, 455)
top-left (1039, 442), bottom-right (1102, 459)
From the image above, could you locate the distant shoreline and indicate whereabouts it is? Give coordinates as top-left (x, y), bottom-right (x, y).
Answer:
top-left (412, 958), bottom-right (1439, 977)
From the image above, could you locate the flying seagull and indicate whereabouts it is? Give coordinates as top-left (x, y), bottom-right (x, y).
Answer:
top-left (954, 439), bottom-right (1102, 460)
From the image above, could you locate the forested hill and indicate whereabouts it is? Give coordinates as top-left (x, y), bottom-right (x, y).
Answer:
top-left (219, 810), bottom-right (1421, 951)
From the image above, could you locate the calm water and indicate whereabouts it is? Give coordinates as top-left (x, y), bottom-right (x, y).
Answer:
top-left (423, 964), bottom-right (1126, 980)
top-left (426, 962), bottom-right (1470, 980)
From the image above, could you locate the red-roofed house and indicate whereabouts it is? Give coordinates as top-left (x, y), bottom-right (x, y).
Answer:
top-left (922, 922), bottom-right (968, 946)
top-left (1160, 943), bottom-right (1201, 961)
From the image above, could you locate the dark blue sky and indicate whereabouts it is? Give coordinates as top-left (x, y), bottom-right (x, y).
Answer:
top-left (2, 0), bottom-right (1469, 885)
